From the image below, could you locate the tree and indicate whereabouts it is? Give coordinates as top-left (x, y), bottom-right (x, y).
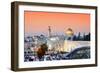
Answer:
top-left (88, 33), bottom-right (90, 41)
top-left (85, 33), bottom-right (90, 41)
top-left (73, 35), bottom-right (77, 41)
top-left (77, 32), bottom-right (81, 40)
top-left (83, 32), bottom-right (90, 41)
top-left (37, 44), bottom-right (48, 60)
top-left (83, 33), bottom-right (86, 41)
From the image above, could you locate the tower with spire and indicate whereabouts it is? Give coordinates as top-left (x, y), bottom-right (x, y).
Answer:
top-left (48, 26), bottom-right (52, 38)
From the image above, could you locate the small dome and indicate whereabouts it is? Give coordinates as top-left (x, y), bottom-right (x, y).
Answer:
top-left (65, 28), bottom-right (74, 36)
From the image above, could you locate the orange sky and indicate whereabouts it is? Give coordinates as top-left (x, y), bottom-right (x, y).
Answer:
top-left (24, 11), bottom-right (90, 36)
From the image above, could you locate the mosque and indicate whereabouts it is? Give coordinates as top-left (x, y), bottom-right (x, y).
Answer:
top-left (65, 28), bottom-right (74, 40)
top-left (47, 26), bottom-right (75, 52)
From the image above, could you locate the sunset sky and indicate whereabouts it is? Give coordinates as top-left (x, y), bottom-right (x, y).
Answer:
top-left (24, 11), bottom-right (90, 36)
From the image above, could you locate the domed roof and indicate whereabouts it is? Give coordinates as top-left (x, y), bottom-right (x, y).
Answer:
top-left (65, 28), bottom-right (74, 36)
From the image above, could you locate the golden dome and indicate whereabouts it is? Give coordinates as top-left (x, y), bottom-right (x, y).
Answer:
top-left (65, 28), bottom-right (74, 36)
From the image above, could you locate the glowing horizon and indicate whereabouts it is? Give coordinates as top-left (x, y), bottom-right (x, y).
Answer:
top-left (24, 11), bottom-right (90, 36)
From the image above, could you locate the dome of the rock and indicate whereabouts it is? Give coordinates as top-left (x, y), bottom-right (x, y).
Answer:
top-left (65, 28), bottom-right (74, 37)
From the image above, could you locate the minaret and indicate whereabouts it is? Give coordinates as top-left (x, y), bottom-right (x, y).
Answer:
top-left (48, 26), bottom-right (52, 38)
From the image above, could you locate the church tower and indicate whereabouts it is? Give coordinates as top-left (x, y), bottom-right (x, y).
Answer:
top-left (48, 26), bottom-right (52, 38)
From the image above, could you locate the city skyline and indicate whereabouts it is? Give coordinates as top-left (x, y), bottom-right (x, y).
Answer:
top-left (25, 11), bottom-right (90, 36)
